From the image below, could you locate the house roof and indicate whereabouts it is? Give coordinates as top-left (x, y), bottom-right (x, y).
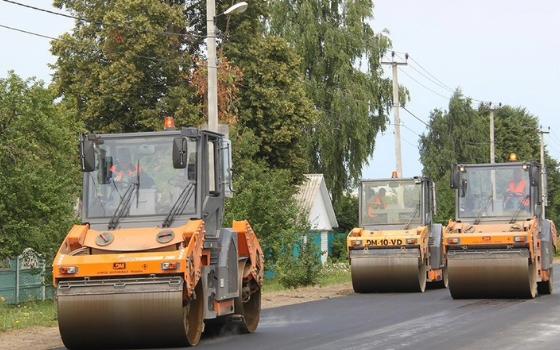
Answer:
top-left (295, 174), bottom-right (338, 229)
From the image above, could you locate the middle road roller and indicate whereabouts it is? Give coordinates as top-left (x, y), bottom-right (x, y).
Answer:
top-left (347, 176), bottom-right (447, 292)
top-left (52, 124), bottom-right (264, 348)
top-left (444, 160), bottom-right (557, 298)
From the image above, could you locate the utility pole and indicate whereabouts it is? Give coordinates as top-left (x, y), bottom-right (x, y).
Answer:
top-left (488, 103), bottom-right (500, 204)
top-left (539, 126), bottom-right (550, 215)
top-left (489, 105), bottom-right (495, 164)
top-left (207, 0), bottom-right (218, 132)
top-left (382, 51), bottom-right (408, 178)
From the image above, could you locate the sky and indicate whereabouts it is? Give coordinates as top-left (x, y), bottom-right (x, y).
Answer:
top-left (1, 1), bottom-right (560, 181)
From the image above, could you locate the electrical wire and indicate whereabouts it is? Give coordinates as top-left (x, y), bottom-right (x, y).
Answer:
top-left (398, 67), bottom-right (450, 100)
top-left (0, 0), bottom-right (205, 40)
top-left (0, 23), bottom-right (56, 40)
top-left (401, 106), bottom-right (429, 127)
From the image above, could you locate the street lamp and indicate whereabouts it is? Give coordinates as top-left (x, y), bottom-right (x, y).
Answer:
top-left (206, 1), bottom-right (248, 132)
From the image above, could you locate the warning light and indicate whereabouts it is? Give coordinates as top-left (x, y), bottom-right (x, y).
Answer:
top-left (391, 171), bottom-right (399, 178)
top-left (59, 266), bottom-right (78, 275)
top-left (164, 116), bottom-right (176, 130)
top-left (509, 153), bottom-right (518, 162)
top-left (161, 262), bottom-right (179, 270)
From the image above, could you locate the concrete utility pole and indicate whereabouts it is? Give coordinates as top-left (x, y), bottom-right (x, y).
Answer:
top-left (206, 0), bottom-right (218, 132)
top-left (539, 126), bottom-right (550, 215)
top-left (489, 106), bottom-right (495, 164)
top-left (382, 52), bottom-right (408, 178)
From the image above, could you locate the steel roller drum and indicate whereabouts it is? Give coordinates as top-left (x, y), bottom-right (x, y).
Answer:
top-left (350, 249), bottom-right (426, 293)
top-left (447, 248), bottom-right (537, 299)
top-left (57, 276), bottom-right (189, 349)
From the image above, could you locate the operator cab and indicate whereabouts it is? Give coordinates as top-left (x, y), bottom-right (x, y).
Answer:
top-left (79, 127), bottom-right (233, 233)
top-left (359, 177), bottom-right (436, 231)
top-left (451, 162), bottom-right (543, 224)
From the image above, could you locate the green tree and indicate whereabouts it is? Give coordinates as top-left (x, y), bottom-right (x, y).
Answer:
top-left (270, 0), bottom-right (394, 202)
top-left (0, 72), bottom-right (80, 259)
top-left (224, 129), bottom-right (308, 266)
top-left (52, 0), bottom-right (201, 132)
top-left (420, 91), bottom-right (489, 222)
top-left (231, 37), bottom-right (317, 181)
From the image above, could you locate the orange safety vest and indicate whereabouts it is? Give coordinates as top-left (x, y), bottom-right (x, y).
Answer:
top-left (367, 195), bottom-right (386, 218)
top-left (508, 179), bottom-right (526, 195)
top-left (110, 164), bottom-right (138, 181)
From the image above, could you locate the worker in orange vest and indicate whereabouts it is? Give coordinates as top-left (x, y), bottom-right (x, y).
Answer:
top-left (505, 169), bottom-right (529, 210)
top-left (368, 188), bottom-right (387, 218)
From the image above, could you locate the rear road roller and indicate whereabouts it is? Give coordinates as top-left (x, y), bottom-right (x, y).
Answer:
top-left (445, 161), bottom-right (557, 299)
top-left (53, 125), bottom-right (264, 348)
top-left (348, 176), bottom-right (447, 293)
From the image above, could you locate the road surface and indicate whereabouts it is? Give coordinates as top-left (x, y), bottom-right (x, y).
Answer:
top-left (52, 274), bottom-right (560, 350)
top-left (198, 280), bottom-right (560, 350)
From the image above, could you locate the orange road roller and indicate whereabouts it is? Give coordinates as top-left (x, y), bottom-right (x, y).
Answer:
top-left (348, 176), bottom-right (447, 292)
top-left (53, 125), bottom-right (264, 348)
top-left (444, 161), bottom-right (557, 298)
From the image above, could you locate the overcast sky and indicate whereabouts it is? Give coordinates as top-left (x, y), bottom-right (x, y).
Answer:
top-left (1, 1), bottom-right (560, 181)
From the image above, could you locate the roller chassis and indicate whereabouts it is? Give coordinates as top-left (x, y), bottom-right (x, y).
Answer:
top-left (53, 128), bottom-right (264, 348)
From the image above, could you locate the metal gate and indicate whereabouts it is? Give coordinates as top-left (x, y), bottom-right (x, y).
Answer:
top-left (0, 248), bottom-right (47, 304)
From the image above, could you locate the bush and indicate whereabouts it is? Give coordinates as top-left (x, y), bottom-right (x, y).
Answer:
top-left (330, 233), bottom-right (349, 262)
top-left (277, 236), bottom-right (322, 288)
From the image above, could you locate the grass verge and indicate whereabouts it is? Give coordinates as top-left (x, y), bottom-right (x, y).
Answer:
top-left (264, 262), bottom-right (350, 293)
top-left (0, 301), bottom-right (57, 333)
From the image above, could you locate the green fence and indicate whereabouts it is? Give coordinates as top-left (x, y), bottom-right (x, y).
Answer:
top-left (0, 249), bottom-right (48, 304)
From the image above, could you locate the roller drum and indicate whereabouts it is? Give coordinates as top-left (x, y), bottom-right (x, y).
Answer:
top-left (447, 249), bottom-right (537, 299)
top-left (350, 249), bottom-right (426, 293)
top-left (57, 277), bottom-right (189, 349)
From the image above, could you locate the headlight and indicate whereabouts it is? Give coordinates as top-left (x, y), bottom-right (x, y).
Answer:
top-left (352, 240), bottom-right (363, 247)
top-left (406, 238), bottom-right (417, 245)
top-left (447, 237), bottom-right (460, 244)
top-left (59, 266), bottom-right (78, 275)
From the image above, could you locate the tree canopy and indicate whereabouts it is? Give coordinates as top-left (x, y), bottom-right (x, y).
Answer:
top-left (0, 72), bottom-right (80, 259)
top-left (270, 0), bottom-right (394, 202)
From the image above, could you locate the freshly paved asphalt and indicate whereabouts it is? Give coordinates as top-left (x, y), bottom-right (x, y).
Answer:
top-left (197, 273), bottom-right (560, 350)
top-left (56, 267), bottom-right (560, 350)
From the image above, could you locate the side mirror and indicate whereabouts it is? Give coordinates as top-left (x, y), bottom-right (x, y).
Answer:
top-left (80, 134), bottom-right (95, 172)
top-left (173, 137), bottom-right (188, 169)
top-left (450, 164), bottom-right (460, 189)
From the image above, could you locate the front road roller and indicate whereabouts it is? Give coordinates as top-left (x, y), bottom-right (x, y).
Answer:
top-left (445, 161), bottom-right (558, 299)
top-left (53, 125), bottom-right (264, 348)
top-left (348, 176), bottom-right (447, 293)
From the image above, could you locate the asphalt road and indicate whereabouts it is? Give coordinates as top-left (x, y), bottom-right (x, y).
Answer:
top-left (197, 278), bottom-right (560, 350)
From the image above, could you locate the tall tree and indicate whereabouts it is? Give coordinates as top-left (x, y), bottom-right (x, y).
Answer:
top-left (230, 37), bottom-right (317, 181)
top-left (269, 0), bottom-right (394, 202)
top-left (0, 72), bottom-right (80, 259)
top-left (52, 0), bottom-right (201, 132)
top-left (420, 91), bottom-right (489, 222)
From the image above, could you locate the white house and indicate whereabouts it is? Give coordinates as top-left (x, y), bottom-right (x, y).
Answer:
top-left (295, 174), bottom-right (339, 264)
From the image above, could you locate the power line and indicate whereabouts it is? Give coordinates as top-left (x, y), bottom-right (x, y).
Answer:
top-left (398, 67), bottom-right (450, 100)
top-left (401, 106), bottom-right (429, 127)
top-left (407, 62), bottom-right (455, 94)
top-left (0, 0), bottom-right (204, 39)
top-left (407, 56), bottom-right (456, 93)
top-left (0, 21), bottom-right (192, 64)
top-left (0, 23), bottom-right (56, 40)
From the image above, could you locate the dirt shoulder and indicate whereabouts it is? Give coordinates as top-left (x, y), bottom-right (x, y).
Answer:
top-left (0, 282), bottom-right (352, 350)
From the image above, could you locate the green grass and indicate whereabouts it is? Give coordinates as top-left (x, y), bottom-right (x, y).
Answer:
top-left (263, 263), bottom-right (351, 293)
top-left (0, 301), bottom-right (57, 333)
